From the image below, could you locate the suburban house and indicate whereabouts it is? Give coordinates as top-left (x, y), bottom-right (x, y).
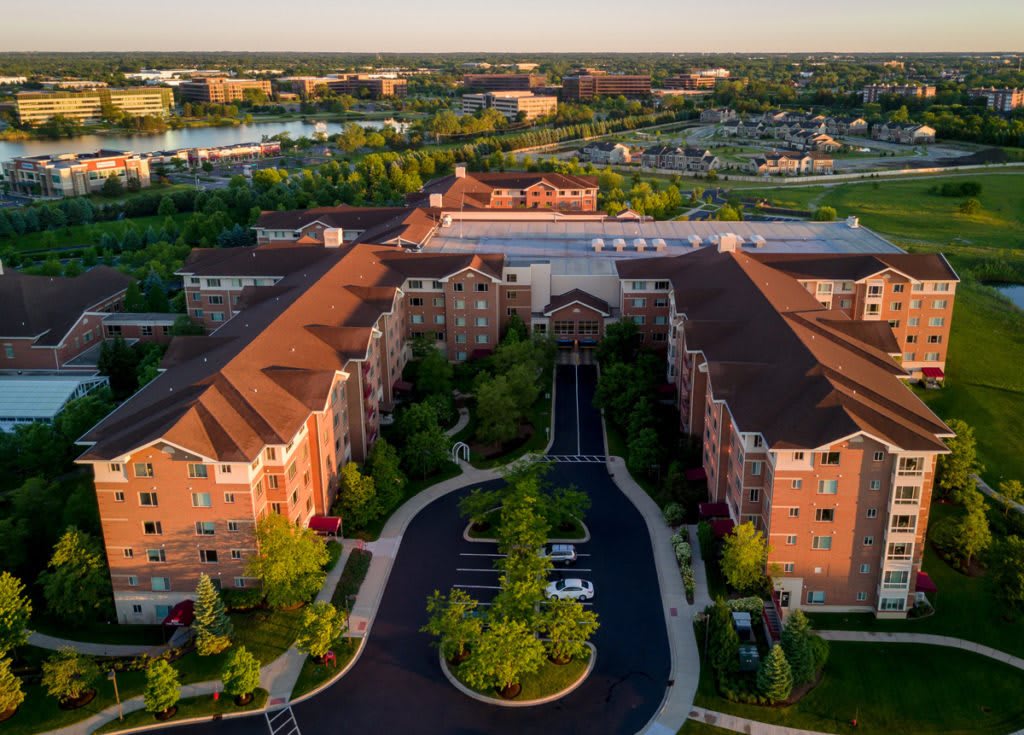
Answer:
top-left (581, 141), bottom-right (633, 165)
top-left (642, 146), bottom-right (720, 172)
top-left (871, 123), bottom-right (936, 145)
top-left (746, 150), bottom-right (834, 176)
top-left (406, 165), bottom-right (599, 211)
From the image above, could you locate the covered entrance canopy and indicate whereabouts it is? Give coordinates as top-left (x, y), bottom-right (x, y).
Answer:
top-left (162, 599), bottom-right (194, 627)
top-left (699, 501), bottom-right (728, 518)
top-left (309, 515), bottom-right (342, 537)
top-left (921, 367), bottom-right (944, 379)
top-left (916, 571), bottom-right (937, 594)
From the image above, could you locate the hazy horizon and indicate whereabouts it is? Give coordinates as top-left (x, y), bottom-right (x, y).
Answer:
top-left (4, 0), bottom-right (1022, 55)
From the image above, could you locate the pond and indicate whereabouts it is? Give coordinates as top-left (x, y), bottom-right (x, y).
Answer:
top-left (991, 283), bottom-right (1024, 310)
top-left (0, 118), bottom-right (406, 160)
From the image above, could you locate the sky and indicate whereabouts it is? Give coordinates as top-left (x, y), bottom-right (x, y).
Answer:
top-left (3, 0), bottom-right (1022, 53)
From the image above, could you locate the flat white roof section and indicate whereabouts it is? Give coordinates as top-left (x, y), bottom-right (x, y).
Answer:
top-left (428, 220), bottom-right (901, 259)
top-left (0, 375), bottom-right (107, 432)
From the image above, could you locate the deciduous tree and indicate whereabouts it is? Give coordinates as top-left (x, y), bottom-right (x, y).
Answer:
top-left (38, 528), bottom-right (112, 625)
top-left (143, 659), bottom-right (180, 716)
top-left (295, 601), bottom-right (347, 659)
top-left (721, 522), bottom-right (769, 596)
top-left (247, 515), bottom-right (327, 608)
top-left (998, 480), bottom-right (1024, 516)
top-left (221, 646), bottom-right (261, 701)
top-left (338, 462), bottom-right (378, 529)
top-left (0, 573), bottom-right (31, 656)
top-left (992, 536), bottom-right (1024, 615)
top-left (41, 647), bottom-right (100, 703)
top-left (937, 419), bottom-right (982, 504)
top-left (538, 598), bottom-right (599, 663)
top-left (460, 617), bottom-right (545, 695)
top-left (421, 588), bottom-right (483, 662)
top-left (0, 656), bottom-right (24, 715)
top-left (368, 439), bottom-right (406, 515)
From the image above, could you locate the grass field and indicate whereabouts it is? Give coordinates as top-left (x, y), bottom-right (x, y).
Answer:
top-left (450, 651), bottom-right (590, 701)
top-left (728, 172), bottom-right (1024, 252)
top-left (695, 641), bottom-right (1024, 735)
top-left (678, 721), bottom-right (734, 735)
top-left (291, 639), bottom-right (359, 700)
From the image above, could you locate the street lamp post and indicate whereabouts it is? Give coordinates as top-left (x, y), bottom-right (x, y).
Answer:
top-left (108, 669), bottom-right (123, 722)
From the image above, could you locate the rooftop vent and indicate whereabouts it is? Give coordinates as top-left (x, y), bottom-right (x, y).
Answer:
top-left (750, 234), bottom-right (767, 249)
top-left (688, 234), bottom-right (702, 249)
top-left (652, 238), bottom-right (667, 252)
top-left (591, 238), bottom-right (605, 252)
top-left (613, 238), bottom-right (627, 252)
top-left (846, 216), bottom-right (860, 229)
top-left (633, 238), bottom-right (647, 252)
top-left (717, 233), bottom-right (742, 253)
top-left (323, 228), bottom-right (344, 248)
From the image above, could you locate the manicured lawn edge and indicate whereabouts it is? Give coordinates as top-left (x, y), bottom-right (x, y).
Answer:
top-left (439, 643), bottom-right (595, 707)
top-left (290, 637), bottom-right (366, 704)
top-left (92, 689), bottom-right (268, 735)
top-left (462, 515), bottom-right (590, 543)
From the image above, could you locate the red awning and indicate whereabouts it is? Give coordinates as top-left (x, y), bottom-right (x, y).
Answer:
top-left (921, 367), bottom-right (944, 379)
top-left (162, 599), bottom-right (194, 627)
top-left (916, 571), bottom-right (938, 594)
top-left (309, 516), bottom-right (342, 536)
top-left (685, 467), bottom-right (708, 482)
top-left (699, 501), bottom-right (729, 518)
top-left (711, 519), bottom-right (735, 538)
top-left (393, 379), bottom-right (414, 392)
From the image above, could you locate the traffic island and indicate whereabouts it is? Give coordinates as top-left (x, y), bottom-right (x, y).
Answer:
top-left (439, 643), bottom-right (595, 707)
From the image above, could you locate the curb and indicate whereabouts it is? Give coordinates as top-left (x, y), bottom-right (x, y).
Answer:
top-left (86, 691), bottom-right (270, 735)
top-left (438, 643), bottom-right (596, 708)
top-left (461, 518), bottom-right (591, 544)
top-left (288, 635), bottom-right (368, 705)
top-left (543, 364), bottom-right (557, 454)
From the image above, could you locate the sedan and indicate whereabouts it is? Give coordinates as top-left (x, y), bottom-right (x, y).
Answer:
top-left (545, 578), bottom-right (594, 601)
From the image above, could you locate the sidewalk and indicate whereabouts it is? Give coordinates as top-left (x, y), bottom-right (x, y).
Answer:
top-left (604, 452), bottom-right (704, 735)
top-left (817, 630), bottom-right (1024, 671)
top-left (689, 707), bottom-right (831, 735)
top-left (444, 407), bottom-right (470, 437)
top-left (976, 474), bottom-right (1024, 515)
top-left (27, 632), bottom-right (165, 658)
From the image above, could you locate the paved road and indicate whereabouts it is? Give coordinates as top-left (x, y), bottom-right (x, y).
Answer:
top-left (175, 363), bottom-right (669, 734)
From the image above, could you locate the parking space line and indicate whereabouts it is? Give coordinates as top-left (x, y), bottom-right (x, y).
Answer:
top-left (458, 553), bottom-right (505, 557)
top-left (456, 568), bottom-right (502, 573)
top-left (454, 584), bottom-right (502, 590)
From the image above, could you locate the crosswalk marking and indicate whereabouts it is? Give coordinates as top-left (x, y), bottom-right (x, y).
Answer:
top-left (544, 454), bottom-right (607, 463)
top-left (266, 707), bottom-right (301, 735)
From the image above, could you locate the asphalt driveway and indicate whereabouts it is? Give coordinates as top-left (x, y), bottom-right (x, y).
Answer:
top-left (175, 363), bottom-right (670, 734)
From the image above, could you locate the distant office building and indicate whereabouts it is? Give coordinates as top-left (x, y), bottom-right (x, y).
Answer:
top-left (462, 74), bottom-right (546, 92)
top-left (40, 79), bottom-right (108, 90)
top-left (461, 91), bottom-right (557, 121)
top-left (562, 72), bottom-right (651, 100)
top-left (665, 74), bottom-right (716, 91)
top-left (3, 150), bottom-right (152, 198)
top-left (274, 76), bottom-right (336, 99)
top-left (179, 78), bottom-right (273, 104)
top-left (695, 68), bottom-right (731, 78)
top-left (325, 75), bottom-right (407, 99)
top-left (0, 76), bottom-right (28, 85)
top-left (15, 88), bottom-right (173, 125)
top-left (862, 84), bottom-right (936, 104)
top-left (968, 87), bottom-right (1024, 113)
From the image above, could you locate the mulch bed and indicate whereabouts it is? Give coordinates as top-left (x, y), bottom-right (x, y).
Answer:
top-left (57, 689), bottom-right (97, 711)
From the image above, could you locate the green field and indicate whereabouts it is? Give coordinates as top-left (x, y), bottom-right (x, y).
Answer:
top-left (730, 172), bottom-right (1024, 252)
top-left (695, 641), bottom-right (1024, 735)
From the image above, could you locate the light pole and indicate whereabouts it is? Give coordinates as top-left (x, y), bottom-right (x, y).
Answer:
top-left (108, 669), bottom-right (123, 722)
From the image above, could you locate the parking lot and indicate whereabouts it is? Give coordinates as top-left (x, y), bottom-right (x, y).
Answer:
top-left (453, 543), bottom-right (596, 608)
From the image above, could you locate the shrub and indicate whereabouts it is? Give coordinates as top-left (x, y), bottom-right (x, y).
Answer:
top-left (662, 502), bottom-right (685, 526)
top-left (222, 588), bottom-right (263, 612)
top-left (697, 521), bottom-right (714, 558)
top-left (726, 597), bottom-right (765, 616)
top-left (325, 541), bottom-right (344, 572)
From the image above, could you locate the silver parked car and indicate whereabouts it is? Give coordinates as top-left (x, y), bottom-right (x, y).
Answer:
top-left (539, 543), bottom-right (577, 566)
top-left (545, 578), bottom-right (594, 601)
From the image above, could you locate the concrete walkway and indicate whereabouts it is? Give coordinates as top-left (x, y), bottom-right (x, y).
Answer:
top-left (689, 707), bottom-right (832, 735)
top-left (444, 407), bottom-right (470, 438)
top-left (27, 632), bottom-right (165, 658)
top-left (817, 630), bottom-right (1024, 671)
top-left (604, 450), bottom-right (708, 735)
top-left (976, 474), bottom-right (1024, 515)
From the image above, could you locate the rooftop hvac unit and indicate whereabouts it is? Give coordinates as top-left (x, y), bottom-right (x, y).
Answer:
top-left (441, 215), bottom-right (453, 228)
top-left (750, 234), bottom-right (767, 249)
top-left (652, 238), bottom-right (667, 252)
top-left (323, 228), bottom-right (344, 248)
top-left (688, 234), bottom-right (703, 248)
top-left (613, 238), bottom-right (627, 252)
top-left (591, 238), bottom-right (605, 252)
top-left (717, 233), bottom-right (742, 253)
top-left (633, 238), bottom-right (647, 252)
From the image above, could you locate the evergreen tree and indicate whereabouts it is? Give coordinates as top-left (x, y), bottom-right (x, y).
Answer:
top-left (157, 196), bottom-right (177, 217)
top-left (0, 656), bottom-right (25, 714)
top-left (193, 574), bottom-right (233, 656)
top-left (780, 609), bottom-right (815, 685)
top-left (757, 644), bottom-right (793, 702)
top-left (144, 281), bottom-right (170, 313)
top-left (124, 281), bottom-right (145, 312)
top-left (38, 528), bottom-right (112, 625)
top-left (708, 598), bottom-right (740, 677)
top-left (143, 659), bottom-right (180, 715)
top-left (221, 646), bottom-right (261, 701)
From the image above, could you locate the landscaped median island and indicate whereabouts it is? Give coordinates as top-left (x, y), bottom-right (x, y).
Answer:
top-left (422, 463), bottom-right (599, 702)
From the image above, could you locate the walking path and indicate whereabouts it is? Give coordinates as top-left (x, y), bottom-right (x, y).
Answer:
top-left (976, 474), bottom-right (1024, 515)
top-left (817, 630), bottom-right (1024, 671)
top-left (27, 633), bottom-right (164, 658)
top-left (444, 407), bottom-right (470, 437)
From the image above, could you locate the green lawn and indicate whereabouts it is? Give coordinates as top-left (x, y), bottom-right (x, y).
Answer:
top-left (93, 688), bottom-right (268, 734)
top-left (678, 721), bottom-right (735, 735)
top-left (229, 608), bottom-right (304, 663)
top-left (807, 503), bottom-right (1024, 659)
top-left (695, 641), bottom-right (1024, 735)
top-left (450, 651), bottom-right (590, 701)
top-left (290, 639), bottom-right (359, 700)
top-left (728, 172), bottom-right (1024, 252)
top-left (28, 621), bottom-right (165, 647)
top-left (916, 282), bottom-right (1024, 485)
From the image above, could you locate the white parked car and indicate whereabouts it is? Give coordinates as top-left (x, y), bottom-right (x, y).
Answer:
top-left (545, 578), bottom-right (594, 601)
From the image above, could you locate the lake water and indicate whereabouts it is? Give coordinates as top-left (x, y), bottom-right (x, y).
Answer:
top-left (992, 283), bottom-right (1024, 310)
top-left (0, 119), bottom-right (403, 160)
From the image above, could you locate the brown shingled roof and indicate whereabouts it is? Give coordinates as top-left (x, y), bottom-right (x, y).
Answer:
top-left (751, 252), bottom-right (958, 283)
top-left (0, 267), bottom-right (131, 346)
top-left (542, 289), bottom-right (611, 316)
top-left (407, 171), bottom-right (598, 209)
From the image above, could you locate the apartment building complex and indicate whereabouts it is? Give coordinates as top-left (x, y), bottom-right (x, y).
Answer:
top-left (620, 245), bottom-right (954, 616)
top-left (562, 72), bottom-right (651, 100)
top-left (325, 75), bottom-right (407, 99)
top-left (746, 150), bottom-right (834, 176)
top-left (407, 165), bottom-right (599, 211)
top-left (273, 76), bottom-right (336, 98)
top-left (15, 88), bottom-right (173, 125)
top-left (3, 149), bottom-right (152, 198)
top-left (642, 146), bottom-right (721, 172)
top-left (861, 84), bottom-right (936, 104)
top-left (968, 87), bottom-right (1024, 113)
top-left (0, 266), bottom-right (132, 370)
top-left (871, 122), bottom-right (936, 145)
top-left (461, 91), bottom-right (557, 121)
top-left (178, 78), bottom-right (273, 104)
top-left (462, 74), bottom-right (546, 91)
top-left (78, 211), bottom-right (957, 623)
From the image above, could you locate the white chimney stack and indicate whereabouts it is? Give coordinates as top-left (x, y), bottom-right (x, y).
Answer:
top-left (454, 164), bottom-right (467, 179)
top-left (323, 228), bottom-right (344, 248)
top-left (717, 233), bottom-right (741, 253)
top-left (429, 192), bottom-right (444, 208)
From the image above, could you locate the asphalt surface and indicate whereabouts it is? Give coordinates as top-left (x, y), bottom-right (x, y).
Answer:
top-left (177, 363), bottom-right (670, 734)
